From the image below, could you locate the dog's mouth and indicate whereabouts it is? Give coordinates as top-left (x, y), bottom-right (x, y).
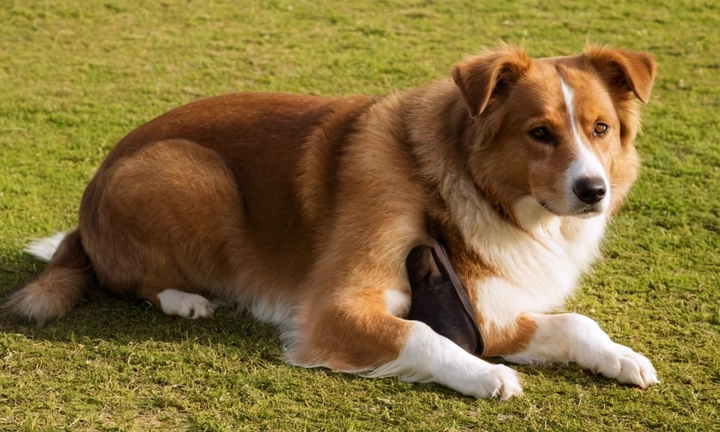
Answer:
top-left (575, 205), bottom-right (602, 218)
top-left (538, 200), bottom-right (603, 218)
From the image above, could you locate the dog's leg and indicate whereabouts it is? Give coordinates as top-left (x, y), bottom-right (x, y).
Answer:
top-left (288, 298), bottom-right (522, 400)
top-left (139, 287), bottom-right (220, 319)
top-left (156, 289), bottom-right (220, 319)
top-left (367, 320), bottom-right (523, 400)
top-left (501, 312), bottom-right (659, 388)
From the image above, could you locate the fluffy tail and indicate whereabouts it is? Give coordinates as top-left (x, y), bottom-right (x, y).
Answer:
top-left (6, 230), bottom-right (95, 325)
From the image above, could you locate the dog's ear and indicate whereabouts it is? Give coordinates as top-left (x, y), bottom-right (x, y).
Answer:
top-left (583, 45), bottom-right (657, 104)
top-left (452, 46), bottom-right (532, 118)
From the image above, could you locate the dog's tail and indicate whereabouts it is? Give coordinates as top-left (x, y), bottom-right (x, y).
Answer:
top-left (5, 230), bottom-right (95, 326)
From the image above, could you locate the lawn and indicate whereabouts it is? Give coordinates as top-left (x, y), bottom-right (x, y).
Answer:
top-left (1, 0), bottom-right (719, 430)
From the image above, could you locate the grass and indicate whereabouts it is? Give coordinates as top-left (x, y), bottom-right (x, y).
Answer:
top-left (1, 0), bottom-right (719, 430)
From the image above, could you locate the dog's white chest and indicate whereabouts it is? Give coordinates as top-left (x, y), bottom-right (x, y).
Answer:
top-left (465, 197), bottom-right (608, 330)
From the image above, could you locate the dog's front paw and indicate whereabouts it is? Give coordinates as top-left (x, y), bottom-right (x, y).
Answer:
top-left (583, 344), bottom-right (659, 389)
top-left (458, 364), bottom-right (523, 400)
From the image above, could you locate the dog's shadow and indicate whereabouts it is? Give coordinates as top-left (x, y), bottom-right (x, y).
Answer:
top-left (0, 267), bottom-right (623, 399)
top-left (1, 287), bottom-right (275, 348)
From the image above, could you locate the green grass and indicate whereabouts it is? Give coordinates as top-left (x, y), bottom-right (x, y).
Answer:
top-left (1, 0), bottom-right (719, 430)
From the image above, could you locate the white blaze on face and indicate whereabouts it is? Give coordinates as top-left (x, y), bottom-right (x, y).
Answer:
top-left (560, 78), bottom-right (610, 213)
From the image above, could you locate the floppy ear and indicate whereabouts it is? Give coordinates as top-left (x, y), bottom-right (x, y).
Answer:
top-left (452, 46), bottom-right (532, 118)
top-left (583, 45), bottom-right (657, 104)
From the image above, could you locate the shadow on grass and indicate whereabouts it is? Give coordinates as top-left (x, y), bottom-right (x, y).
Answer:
top-left (0, 259), bottom-right (629, 398)
top-left (0, 259), bottom-right (281, 359)
top-left (0, 286), bottom-right (276, 345)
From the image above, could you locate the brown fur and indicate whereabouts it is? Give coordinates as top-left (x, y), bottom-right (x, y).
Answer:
top-left (8, 46), bottom-right (656, 379)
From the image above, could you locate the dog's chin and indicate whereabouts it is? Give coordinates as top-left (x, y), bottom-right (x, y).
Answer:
top-left (573, 206), bottom-right (604, 219)
top-left (538, 200), bottom-right (605, 219)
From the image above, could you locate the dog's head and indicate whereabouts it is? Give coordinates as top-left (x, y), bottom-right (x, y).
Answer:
top-left (452, 45), bottom-right (656, 221)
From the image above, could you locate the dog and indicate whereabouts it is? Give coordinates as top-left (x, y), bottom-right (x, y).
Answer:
top-left (7, 45), bottom-right (659, 399)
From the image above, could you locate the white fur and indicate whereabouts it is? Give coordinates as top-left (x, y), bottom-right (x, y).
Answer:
top-left (25, 232), bottom-right (66, 262)
top-left (561, 78), bottom-right (611, 214)
top-left (442, 176), bottom-right (606, 330)
top-left (366, 321), bottom-right (523, 400)
top-left (502, 313), bottom-right (659, 388)
top-left (440, 171), bottom-right (657, 392)
top-left (157, 289), bottom-right (219, 319)
top-left (248, 294), bottom-right (297, 326)
top-left (384, 289), bottom-right (411, 317)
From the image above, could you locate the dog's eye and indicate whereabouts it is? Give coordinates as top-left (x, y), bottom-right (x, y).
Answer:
top-left (529, 127), bottom-right (552, 143)
top-left (593, 122), bottom-right (608, 136)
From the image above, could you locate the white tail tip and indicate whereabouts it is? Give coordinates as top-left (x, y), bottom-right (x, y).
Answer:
top-left (25, 232), bottom-right (67, 263)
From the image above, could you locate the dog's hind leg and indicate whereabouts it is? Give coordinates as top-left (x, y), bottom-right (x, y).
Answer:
top-left (138, 287), bottom-right (220, 320)
top-left (157, 289), bottom-right (219, 319)
top-left (78, 139), bottom-right (245, 319)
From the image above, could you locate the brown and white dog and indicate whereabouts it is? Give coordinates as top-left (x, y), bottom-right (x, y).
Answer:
top-left (7, 45), bottom-right (659, 399)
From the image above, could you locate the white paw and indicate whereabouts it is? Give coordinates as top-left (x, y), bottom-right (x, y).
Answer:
top-left (455, 364), bottom-right (523, 400)
top-left (157, 289), bottom-right (219, 319)
top-left (582, 344), bottom-right (659, 389)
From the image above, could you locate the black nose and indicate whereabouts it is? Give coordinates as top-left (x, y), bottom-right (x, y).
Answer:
top-left (573, 177), bottom-right (606, 204)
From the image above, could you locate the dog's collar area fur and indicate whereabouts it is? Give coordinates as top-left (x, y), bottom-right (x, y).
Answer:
top-left (406, 238), bottom-right (484, 356)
